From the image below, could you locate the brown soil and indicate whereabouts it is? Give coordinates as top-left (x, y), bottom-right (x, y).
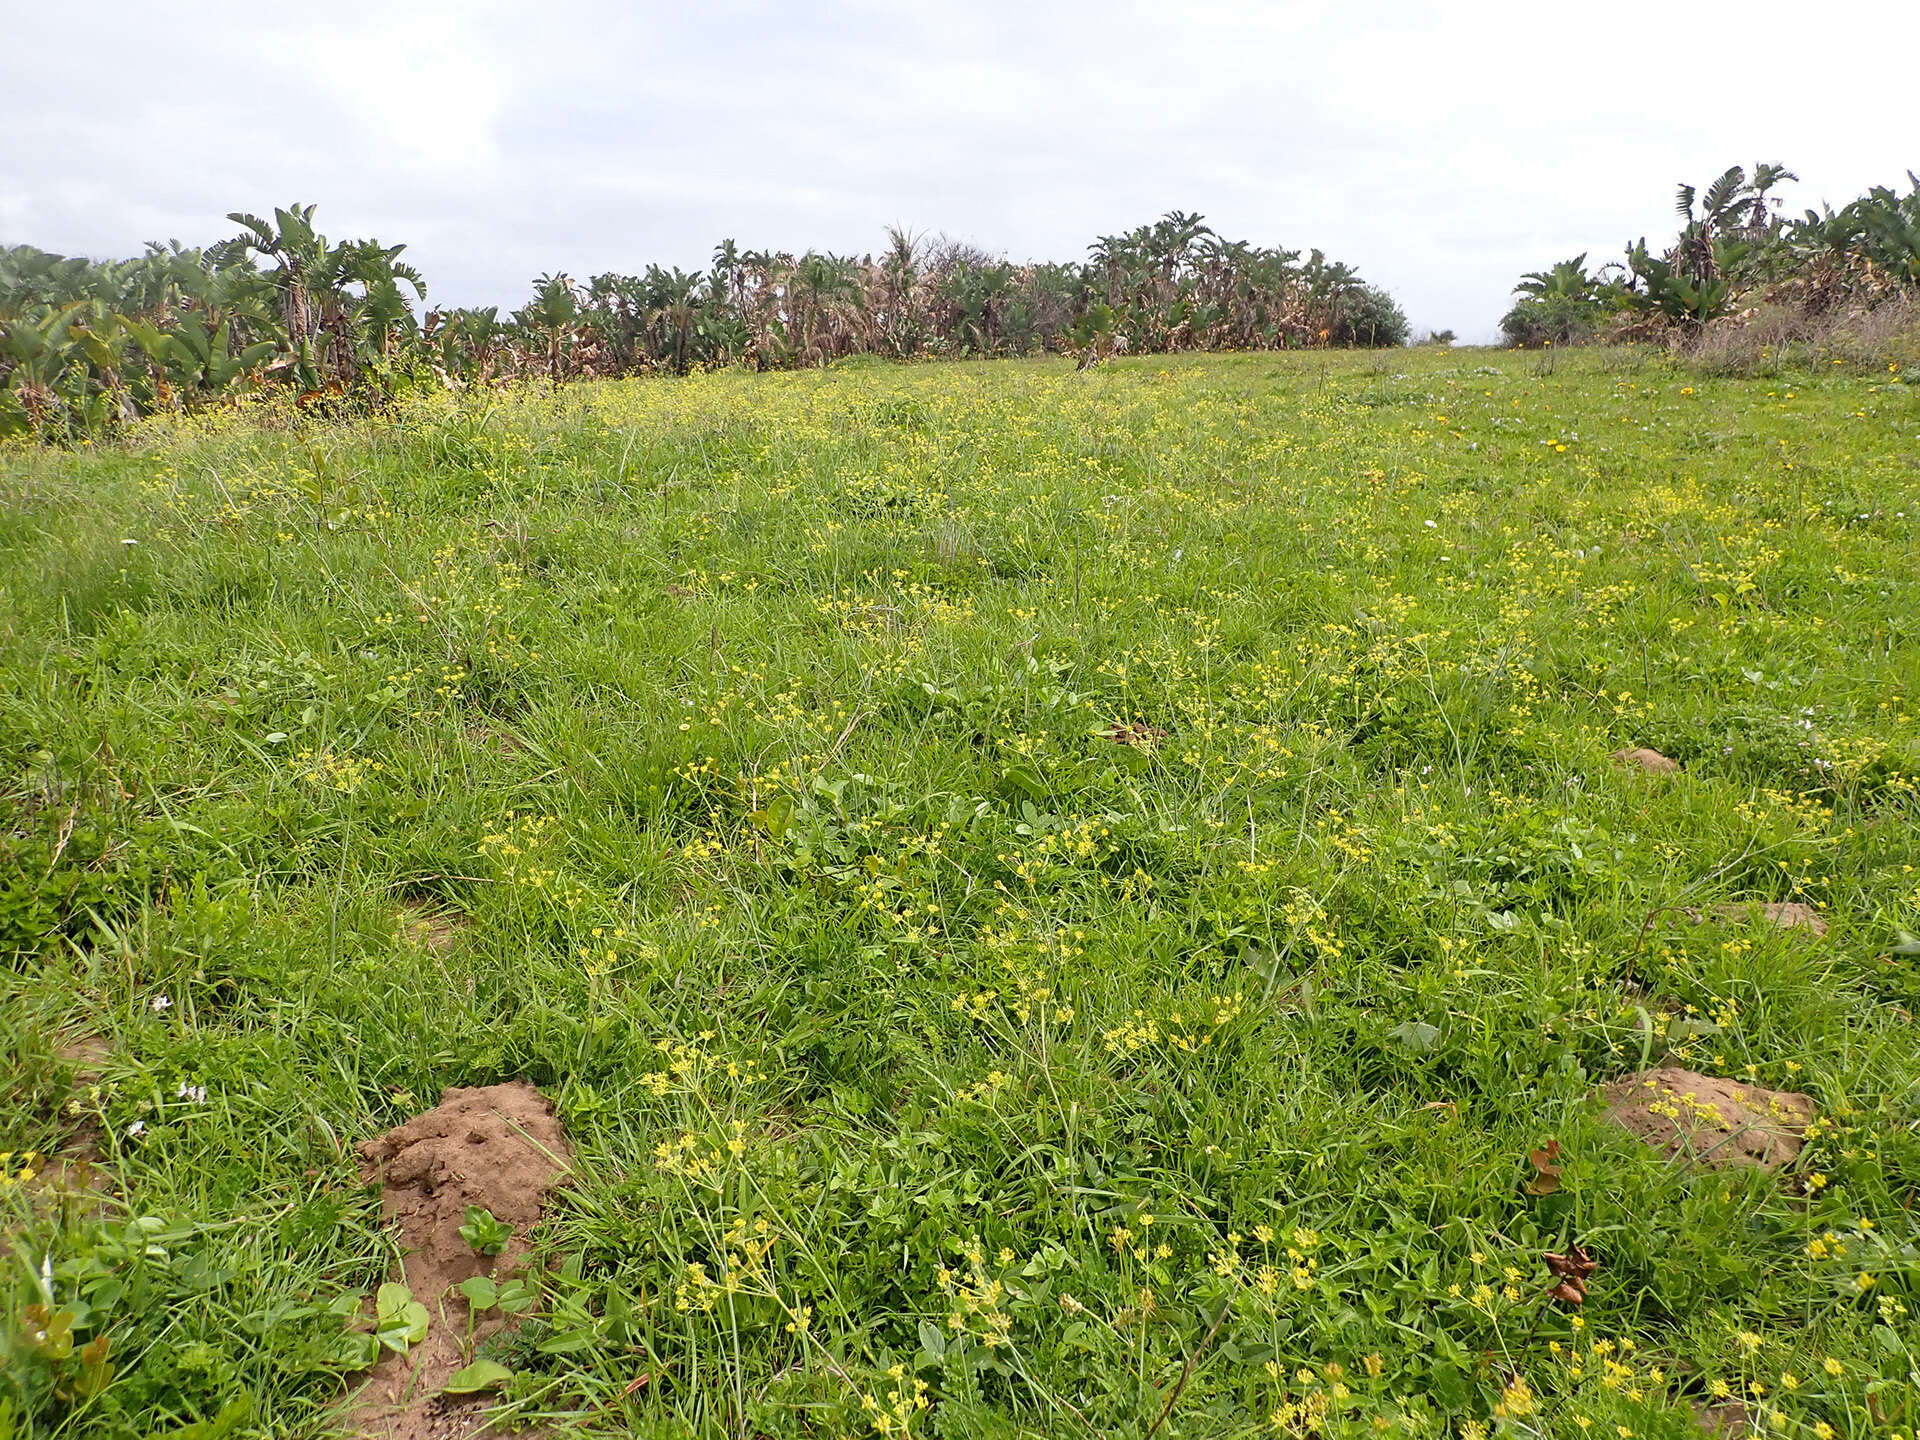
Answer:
top-left (1611, 747), bottom-right (1680, 774)
top-left (1711, 901), bottom-right (1828, 937)
top-left (54, 1034), bottom-right (112, 1169)
top-left (464, 725), bottom-right (524, 754)
top-left (58, 1034), bottom-right (111, 1083)
top-left (350, 1083), bottom-right (573, 1440)
top-left (1695, 1400), bottom-right (1749, 1438)
top-left (396, 899), bottom-right (466, 954)
top-left (1600, 1067), bottom-right (1814, 1172)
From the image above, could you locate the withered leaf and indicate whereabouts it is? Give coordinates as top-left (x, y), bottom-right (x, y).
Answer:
top-left (1544, 1245), bottom-right (1598, 1281)
top-left (1524, 1138), bottom-right (1563, 1196)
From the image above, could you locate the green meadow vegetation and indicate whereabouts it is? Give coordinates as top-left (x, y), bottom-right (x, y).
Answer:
top-left (1, 206), bottom-right (1406, 446)
top-left (2, 345), bottom-right (1919, 1439)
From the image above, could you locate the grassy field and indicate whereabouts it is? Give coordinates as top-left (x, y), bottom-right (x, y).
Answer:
top-left (2, 347), bottom-right (1917, 1440)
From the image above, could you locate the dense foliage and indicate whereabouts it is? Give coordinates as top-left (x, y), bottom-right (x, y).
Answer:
top-left (3, 349), bottom-right (1916, 1438)
top-left (0, 207), bottom-right (1406, 442)
top-left (1502, 165), bottom-right (1920, 349)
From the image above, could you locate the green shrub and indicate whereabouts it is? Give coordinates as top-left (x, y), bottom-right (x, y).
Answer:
top-left (1500, 294), bottom-right (1605, 347)
top-left (1334, 285), bottom-right (1409, 347)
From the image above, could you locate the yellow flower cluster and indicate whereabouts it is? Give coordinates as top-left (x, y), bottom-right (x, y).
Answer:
top-left (1103, 994), bottom-right (1245, 1057)
top-left (858, 1362), bottom-right (930, 1437)
top-left (295, 747), bottom-right (383, 793)
top-left (936, 1236), bottom-right (1017, 1349)
top-left (0, 1150), bottom-right (43, 1189)
top-left (478, 812), bottom-right (585, 909)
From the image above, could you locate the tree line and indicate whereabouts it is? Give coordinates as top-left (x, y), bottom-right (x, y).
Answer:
top-left (1502, 165), bottom-right (1920, 349)
top-left (0, 206), bottom-right (1409, 441)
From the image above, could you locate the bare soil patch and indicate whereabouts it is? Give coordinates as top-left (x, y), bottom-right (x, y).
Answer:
top-left (1601, 1066), bottom-right (1814, 1172)
top-left (53, 1034), bottom-right (112, 1169)
top-left (396, 898), bottom-right (466, 954)
top-left (1611, 747), bottom-right (1680, 774)
top-left (1694, 1400), bottom-right (1749, 1438)
top-left (58, 1034), bottom-right (111, 1083)
top-left (1711, 901), bottom-right (1827, 937)
top-left (350, 1083), bottom-right (573, 1440)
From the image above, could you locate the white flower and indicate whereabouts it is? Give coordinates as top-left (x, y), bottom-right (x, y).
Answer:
top-left (175, 1083), bottom-right (207, 1103)
top-left (126, 1121), bottom-right (146, 1138)
top-left (150, 995), bottom-right (172, 1012)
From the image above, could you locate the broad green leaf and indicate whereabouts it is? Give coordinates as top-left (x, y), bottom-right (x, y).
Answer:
top-left (143, 1395), bottom-right (253, 1440)
top-left (495, 1278), bottom-right (538, 1316)
top-left (375, 1281), bottom-right (414, 1324)
top-left (443, 1359), bottom-right (513, 1394)
top-left (1389, 1020), bottom-right (1440, 1054)
top-left (374, 1282), bottom-right (429, 1351)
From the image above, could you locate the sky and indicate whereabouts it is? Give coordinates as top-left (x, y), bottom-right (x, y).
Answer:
top-left (7, 1), bottom-right (1918, 342)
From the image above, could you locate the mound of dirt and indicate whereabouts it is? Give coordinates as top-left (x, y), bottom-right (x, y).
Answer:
top-left (396, 898), bottom-right (466, 954)
top-left (1712, 901), bottom-right (1827, 937)
top-left (351, 1083), bottom-right (573, 1440)
top-left (1611, 747), bottom-right (1680, 774)
top-left (1601, 1067), bottom-right (1814, 1173)
top-left (1694, 1400), bottom-right (1749, 1438)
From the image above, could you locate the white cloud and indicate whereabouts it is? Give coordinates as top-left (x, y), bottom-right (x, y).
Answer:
top-left (300, 14), bottom-right (507, 176)
top-left (7, 0), bottom-right (1917, 339)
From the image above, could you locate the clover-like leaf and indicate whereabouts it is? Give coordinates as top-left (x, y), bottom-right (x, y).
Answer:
top-left (1389, 1020), bottom-right (1440, 1054)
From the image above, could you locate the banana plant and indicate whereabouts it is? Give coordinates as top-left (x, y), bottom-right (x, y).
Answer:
top-left (3, 303), bottom-right (86, 381)
top-left (517, 272), bottom-right (582, 378)
top-left (1515, 256), bottom-right (1601, 303)
top-left (1832, 175), bottom-right (1920, 284)
top-left (0, 304), bottom-right (111, 435)
top-left (162, 315), bottom-right (277, 396)
top-left (332, 239), bottom-right (427, 367)
top-left (1623, 239), bottom-right (1730, 324)
top-left (215, 206), bottom-right (329, 370)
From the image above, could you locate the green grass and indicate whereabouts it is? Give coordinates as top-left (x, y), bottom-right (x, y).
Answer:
top-left (2, 347), bottom-right (1917, 1439)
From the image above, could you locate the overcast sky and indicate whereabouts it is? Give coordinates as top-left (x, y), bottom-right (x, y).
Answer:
top-left (7, 1), bottom-right (1918, 342)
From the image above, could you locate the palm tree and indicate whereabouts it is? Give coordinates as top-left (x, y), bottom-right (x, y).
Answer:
top-left (1515, 255), bottom-right (1599, 303)
top-left (788, 253), bottom-right (861, 364)
top-left (216, 205), bottom-right (331, 378)
top-left (647, 267), bottom-right (704, 373)
top-left (518, 272), bottom-right (581, 378)
top-left (331, 239), bottom-right (426, 366)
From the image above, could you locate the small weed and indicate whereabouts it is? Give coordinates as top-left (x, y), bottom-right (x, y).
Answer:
top-left (458, 1206), bottom-right (515, 1257)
